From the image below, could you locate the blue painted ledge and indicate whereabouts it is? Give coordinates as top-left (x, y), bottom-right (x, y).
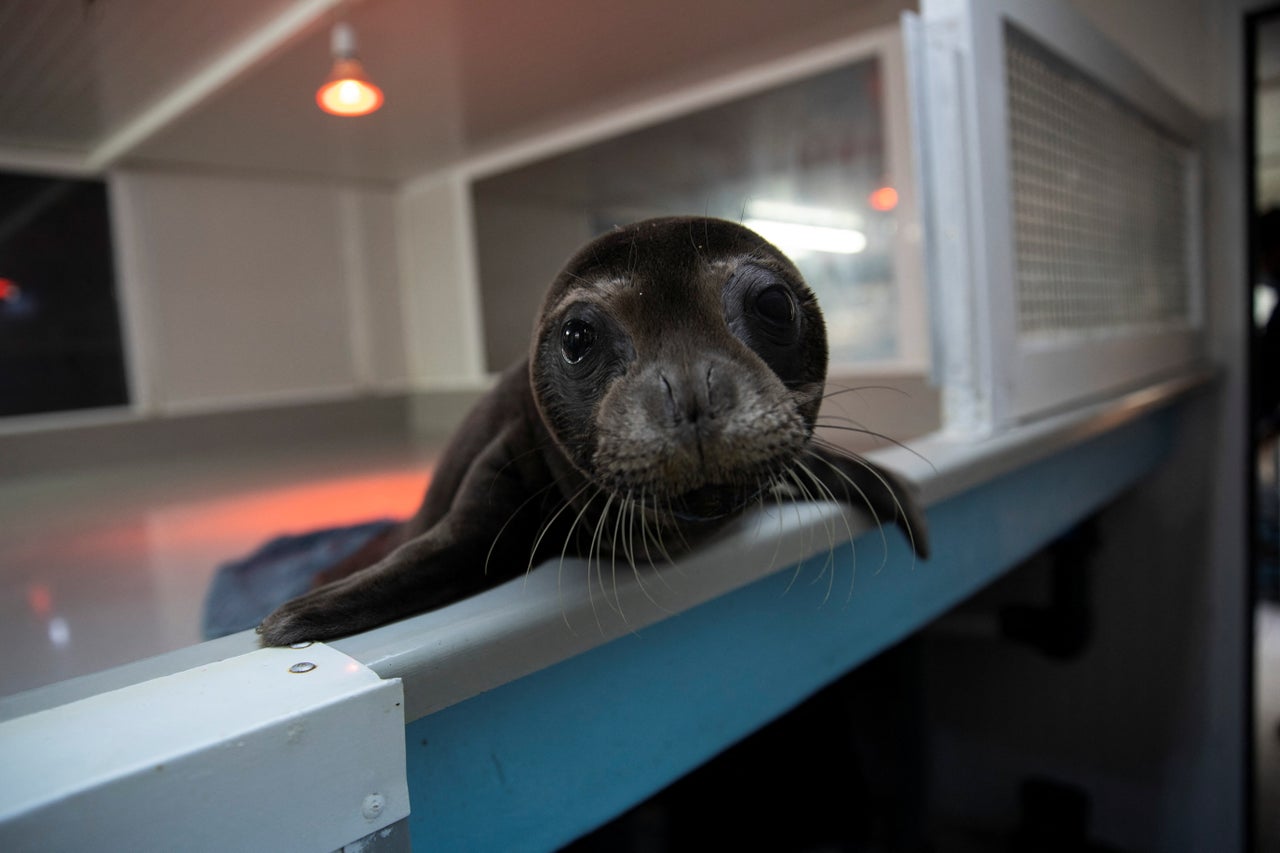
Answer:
top-left (401, 401), bottom-right (1180, 851)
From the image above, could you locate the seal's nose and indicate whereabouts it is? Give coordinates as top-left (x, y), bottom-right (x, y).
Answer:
top-left (659, 359), bottom-right (739, 430)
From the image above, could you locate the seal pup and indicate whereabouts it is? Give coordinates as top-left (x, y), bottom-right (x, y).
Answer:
top-left (257, 216), bottom-right (928, 646)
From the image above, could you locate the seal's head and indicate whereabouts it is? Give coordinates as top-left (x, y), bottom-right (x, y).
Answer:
top-left (530, 216), bottom-right (828, 524)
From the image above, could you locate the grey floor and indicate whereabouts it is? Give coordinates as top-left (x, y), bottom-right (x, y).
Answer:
top-left (0, 436), bottom-right (435, 699)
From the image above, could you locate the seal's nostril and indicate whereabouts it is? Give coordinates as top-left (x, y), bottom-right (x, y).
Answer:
top-left (659, 374), bottom-right (682, 424)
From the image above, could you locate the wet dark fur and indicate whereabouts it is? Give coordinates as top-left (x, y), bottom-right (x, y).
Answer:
top-left (258, 217), bottom-right (928, 646)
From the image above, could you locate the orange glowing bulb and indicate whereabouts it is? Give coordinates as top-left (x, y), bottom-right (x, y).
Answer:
top-left (317, 58), bottom-right (384, 116)
top-left (869, 186), bottom-right (898, 212)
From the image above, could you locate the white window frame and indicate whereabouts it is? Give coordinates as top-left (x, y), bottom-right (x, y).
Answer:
top-left (905, 0), bottom-right (1205, 433)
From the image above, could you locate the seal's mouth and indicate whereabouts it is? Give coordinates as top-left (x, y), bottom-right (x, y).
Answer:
top-left (667, 485), bottom-right (759, 523)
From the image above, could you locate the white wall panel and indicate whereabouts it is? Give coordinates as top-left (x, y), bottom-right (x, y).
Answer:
top-left (471, 197), bottom-right (591, 372)
top-left (338, 187), bottom-right (409, 389)
top-left (396, 177), bottom-right (486, 387)
top-left (113, 168), bottom-right (403, 411)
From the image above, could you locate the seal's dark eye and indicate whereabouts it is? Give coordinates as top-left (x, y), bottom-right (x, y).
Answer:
top-left (754, 285), bottom-right (795, 325)
top-left (561, 319), bottom-right (595, 364)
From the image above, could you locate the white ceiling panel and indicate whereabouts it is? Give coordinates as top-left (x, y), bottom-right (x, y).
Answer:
top-left (0, 0), bottom-right (308, 154)
top-left (0, 0), bottom-right (910, 183)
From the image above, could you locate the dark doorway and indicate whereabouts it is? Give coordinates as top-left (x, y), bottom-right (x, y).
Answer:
top-left (0, 172), bottom-right (130, 418)
top-left (1245, 8), bottom-right (1280, 851)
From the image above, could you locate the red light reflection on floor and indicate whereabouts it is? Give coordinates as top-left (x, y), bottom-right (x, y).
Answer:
top-left (27, 583), bottom-right (53, 617)
top-left (11, 519), bottom-right (153, 563)
top-left (149, 468), bottom-right (433, 552)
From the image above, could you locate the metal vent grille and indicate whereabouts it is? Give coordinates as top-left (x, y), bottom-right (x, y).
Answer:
top-left (1006, 26), bottom-right (1191, 337)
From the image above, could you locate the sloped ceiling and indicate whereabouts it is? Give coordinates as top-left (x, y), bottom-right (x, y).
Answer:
top-left (0, 0), bottom-right (908, 184)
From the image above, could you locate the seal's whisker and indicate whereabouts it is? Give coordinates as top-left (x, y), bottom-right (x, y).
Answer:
top-left (787, 468), bottom-right (837, 602)
top-left (636, 488), bottom-right (677, 593)
top-left (590, 492), bottom-right (622, 620)
top-left (795, 459), bottom-right (859, 605)
top-left (812, 429), bottom-right (937, 472)
top-left (528, 481), bottom-right (594, 583)
top-left (810, 464), bottom-right (854, 590)
top-left (624, 490), bottom-right (642, 586)
top-left (819, 383), bottom-right (914, 404)
top-left (760, 475), bottom-right (787, 576)
top-left (558, 481), bottom-right (601, 627)
top-left (608, 495), bottom-right (629, 624)
top-left (790, 468), bottom-right (830, 571)
top-left (657, 496), bottom-right (687, 576)
top-left (485, 479), bottom-right (558, 576)
top-left (636, 486), bottom-right (655, 571)
top-left (627, 491), bottom-right (672, 615)
top-left (539, 486), bottom-right (597, 638)
top-left (664, 496), bottom-right (693, 555)
top-left (489, 443), bottom-right (562, 490)
top-left (805, 451), bottom-right (900, 576)
top-left (822, 445), bottom-right (924, 567)
top-left (559, 490), bottom-right (606, 636)
top-left (813, 414), bottom-right (878, 438)
top-left (780, 476), bottom-right (815, 596)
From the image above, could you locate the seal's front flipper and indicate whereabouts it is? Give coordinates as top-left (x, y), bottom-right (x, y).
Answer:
top-left (257, 422), bottom-right (547, 646)
top-left (255, 537), bottom-right (491, 644)
top-left (799, 446), bottom-right (930, 559)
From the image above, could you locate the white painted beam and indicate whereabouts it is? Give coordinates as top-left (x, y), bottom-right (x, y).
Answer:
top-left (0, 643), bottom-right (408, 852)
top-left (85, 0), bottom-right (346, 172)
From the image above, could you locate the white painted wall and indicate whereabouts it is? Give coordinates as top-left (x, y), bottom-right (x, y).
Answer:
top-left (335, 186), bottom-right (411, 392)
top-left (471, 195), bottom-right (592, 372)
top-left (394, 176), bottom-right (487, 389)
top-left (109, 168), bottom-right (406, 414)
top-left (1071, 0), bottom-right (1219, 117)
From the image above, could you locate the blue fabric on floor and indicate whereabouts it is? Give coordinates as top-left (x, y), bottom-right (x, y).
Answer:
top-left (202, 518), bottom-right (400, 640)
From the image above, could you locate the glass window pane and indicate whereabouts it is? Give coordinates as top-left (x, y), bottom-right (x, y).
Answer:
top-left (474, 57), bottom-right (898, 371)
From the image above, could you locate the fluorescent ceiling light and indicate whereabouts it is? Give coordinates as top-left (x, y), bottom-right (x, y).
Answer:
top-left (745, 200), bottom-right (861, 229)
top-left (744, 219), bottom-right (867, 255)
